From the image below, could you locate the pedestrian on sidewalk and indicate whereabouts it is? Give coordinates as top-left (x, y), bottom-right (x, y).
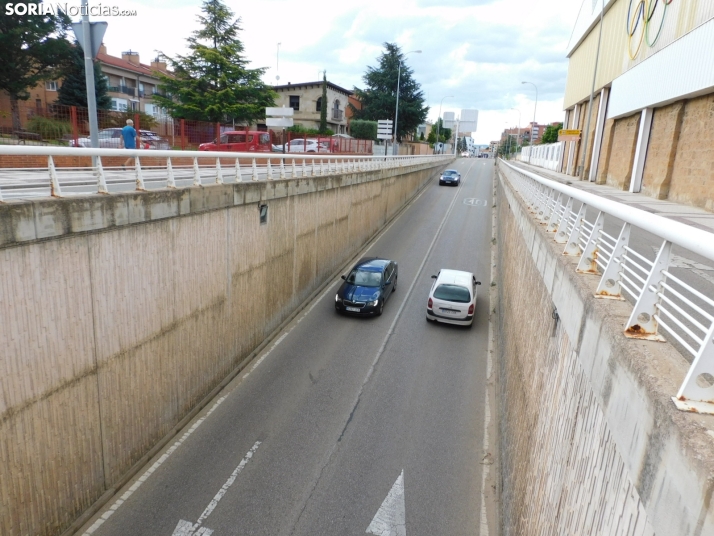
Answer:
top-left (120, 119), bottom-right (137, 169)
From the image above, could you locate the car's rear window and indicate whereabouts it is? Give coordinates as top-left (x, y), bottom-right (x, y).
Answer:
top-left (347, 269), bottom-right (382, 287)
top-left (433, 284), bottom-right (471, 303)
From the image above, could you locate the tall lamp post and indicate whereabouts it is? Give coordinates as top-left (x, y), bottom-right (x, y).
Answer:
top-left (522, 81), bottom-right (538, 163)
top-left (435, 95), bottom-right (453, 154)
top-left (511, 108), bottom-right (521, 157)
top-left (393, 50), bottom-right (421, 155)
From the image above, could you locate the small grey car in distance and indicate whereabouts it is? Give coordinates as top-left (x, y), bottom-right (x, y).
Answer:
top-left (439, 169), bottom-right (461, 186)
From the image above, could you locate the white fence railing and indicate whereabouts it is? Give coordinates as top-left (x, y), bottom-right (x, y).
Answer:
top-left (500, 159), bottom-right (714, 415)
top-left (0, 146), bottom-right (452, 201)
top-left (518, 142), bottom-right (564, 171)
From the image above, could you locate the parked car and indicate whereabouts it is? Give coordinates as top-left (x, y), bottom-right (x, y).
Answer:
top-left (199, 131), bottom-right (272, 152)
top-left (274, 139), bottom-right (322, 153)
top-left (439, 169), bottom-right (461, 186)
top-left (426, 269), bottom-right (481, 326)
top-left (69, 128), bottom-right (168, 150)
top-left (335, 257), bottom-right (398, 316)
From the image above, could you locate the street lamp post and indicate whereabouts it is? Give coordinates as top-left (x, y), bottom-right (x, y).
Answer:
top-left (394, 50), bottom-right (421, 155)
top-left (522, 81), bottom-right (538, 163)
top-left (435, 95), bottom-right (453, 154)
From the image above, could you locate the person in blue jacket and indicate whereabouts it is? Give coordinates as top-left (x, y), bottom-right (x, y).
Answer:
top-left (120, 119), bottom-right (137, 169)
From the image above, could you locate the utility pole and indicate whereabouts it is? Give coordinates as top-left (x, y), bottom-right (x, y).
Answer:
top-left (393, 50), bottom-right (421, 156)
top-left (522, 81), bottom-right (538, 163)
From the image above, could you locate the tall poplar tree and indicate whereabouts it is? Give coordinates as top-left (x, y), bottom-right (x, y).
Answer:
top-left (0, 1), bottom-right (73, 129)
top-left (319, 71), bottom-right (327, 134)
top-left (350, 43), bottom-right (428, 142)
top-left (153, 0), bottom-right (276, 123)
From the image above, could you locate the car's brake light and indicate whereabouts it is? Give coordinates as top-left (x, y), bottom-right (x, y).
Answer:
top-left (468, 304), bottom-right (474, 315)
top-left (428, 298), bottom-right (433, 309)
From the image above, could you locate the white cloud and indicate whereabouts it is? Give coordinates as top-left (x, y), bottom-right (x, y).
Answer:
top-left (87, 0), bottom-right (583, 144)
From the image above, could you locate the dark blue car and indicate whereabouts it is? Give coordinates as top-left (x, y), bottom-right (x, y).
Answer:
top-left (439, 169), bottom-right (461, 186)
top-left (335, 257), bottom-right (398, 316)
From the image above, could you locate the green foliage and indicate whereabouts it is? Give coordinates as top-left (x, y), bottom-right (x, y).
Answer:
top-left (319, 72), bottom-right (328, 134)
top-left (0, 1), bottom-right (73, 129)
top-left (153, 0), bottom-right (276, 123)
top-left (287, 124), bottom-right (333, 136)
top-left (349, 120), bottom-right (377, 141)
top-left (26, 115), bottom-right (71, 140)
top-left (457, 137), bottom-right (467, 153)
top-left (100, 111), bottom-right (157, 130)
top-left (426, 118), bottom-right (451, 145)
top-left (350, 43), bottom-right (428, 142)
top-left (419, 131), bottom-right (425, 141)
top-left (56, 44), bottom-right (112, 110)
top-left (540, 123), bottom-right (562, 144)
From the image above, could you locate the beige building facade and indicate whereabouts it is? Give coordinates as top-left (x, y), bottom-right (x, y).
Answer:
top-left (560, 0), bottom-right (714, 211)
top-left (272, 81), bottom-right (351, 134)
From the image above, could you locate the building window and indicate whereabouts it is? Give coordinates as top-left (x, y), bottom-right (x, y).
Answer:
top-left (316, 97), bottom-right (322, 112)
top-left (111, 98), bottom-right (128, 111)
top-left (131, 101), bottom-right (139, 111)
top-left (289, 95), bottom-right (300, 111)
top-left (45, 81), bottom-right (58, 91)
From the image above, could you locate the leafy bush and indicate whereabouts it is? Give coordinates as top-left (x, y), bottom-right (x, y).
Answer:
top-left (287, 124), bottom-right (333, 136)
top-left (26, 116), bottom-right (71, 140)
top-left (100, 111), bottom-right (157, 130)
top-left (350, 120), bottom-right (377, 141)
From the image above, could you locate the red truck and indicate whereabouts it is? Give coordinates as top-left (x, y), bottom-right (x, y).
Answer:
top-left (199, 131), bottom-right (272, 152)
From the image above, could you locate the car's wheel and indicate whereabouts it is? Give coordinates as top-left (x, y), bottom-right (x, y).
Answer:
top-left (377, 300), bottom-right (384, 316)
top-left (392, 277), bottom-right (397, 292)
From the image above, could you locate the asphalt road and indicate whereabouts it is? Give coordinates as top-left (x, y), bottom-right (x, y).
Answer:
top-left (80, 158), bottom-right (495, 536)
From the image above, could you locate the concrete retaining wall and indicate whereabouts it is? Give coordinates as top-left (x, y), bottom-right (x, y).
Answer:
top-left (496, 162), bottom-right (714, 535)
top-left (0, 160), bottom-right (446, 536)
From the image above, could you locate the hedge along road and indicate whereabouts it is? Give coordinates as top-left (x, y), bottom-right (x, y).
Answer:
top-left (78, 158), bottom-right (496, 536)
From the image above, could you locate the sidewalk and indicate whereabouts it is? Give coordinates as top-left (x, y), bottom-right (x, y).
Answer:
top-left (510, 161), bottom-right (714, 234)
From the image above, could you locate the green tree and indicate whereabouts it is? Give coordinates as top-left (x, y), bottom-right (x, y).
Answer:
top-left (350, 43), bottom-right (428, 142)
top-left (426, 118), bottom-right (451, 146)
top-left (419, 131), bottom-right (425, 141)
top-left (349, 119), bottom-right (377, 140)
top-left (153, 0), bottom-right (276, 123)
top-left (56, 44), bottom-right (112, 110)
top-left (319, 71), bottom-right (328, 134)
top-left (0, 1), bottom-right (73, 130)
top-left (540, 123), bottom-right (562, 144)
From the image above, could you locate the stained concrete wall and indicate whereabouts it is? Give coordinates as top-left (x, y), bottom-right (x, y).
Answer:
top-left (0, 160), bottom-right (446, 536)
top-left (496, 162), bottom-right (714, 535)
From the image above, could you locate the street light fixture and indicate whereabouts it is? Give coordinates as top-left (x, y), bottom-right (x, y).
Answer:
top-left (393, 50), bottom-right (421, 155)
top-left (435, 95), bottom-right (453, 154)
top-left (522, 81), bottom-right (538, 163)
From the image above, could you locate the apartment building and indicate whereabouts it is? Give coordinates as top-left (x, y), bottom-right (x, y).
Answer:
top-left (272, 81), bottom-right (352, 134)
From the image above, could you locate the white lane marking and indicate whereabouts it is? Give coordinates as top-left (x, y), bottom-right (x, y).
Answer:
top-left (366, 470), bottom-right (406, 536)
top-left (82, 396), bottom-right (230, 534)
top-left (463, 198), bottom-right (488, 207)
top-left (171, 441), bottom-right (261, 536)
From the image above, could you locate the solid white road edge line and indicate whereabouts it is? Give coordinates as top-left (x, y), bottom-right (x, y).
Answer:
top-left (79, 163), bottom-right (441, 535)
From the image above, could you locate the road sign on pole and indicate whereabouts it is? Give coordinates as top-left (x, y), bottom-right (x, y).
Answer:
top-left (377, 119), bottom-right (393, 140)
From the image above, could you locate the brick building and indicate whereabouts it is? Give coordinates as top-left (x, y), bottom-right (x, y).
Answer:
top-left (560, 1), bottom-right (714, 211)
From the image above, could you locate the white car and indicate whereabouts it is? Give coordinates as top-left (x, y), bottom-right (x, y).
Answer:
top-left (426, 269), bottom-right (481, 326)
top-left (278, 139), bottom-right (322, 153)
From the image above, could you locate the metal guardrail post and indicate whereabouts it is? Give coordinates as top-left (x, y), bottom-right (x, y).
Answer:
top-left (280, 159), bottom-right (286, 180)
top-left (215, 158), bottom-right (223, 184)
top-left (563, 204), bottom-right (586, 256)
top-left (624, 240), bottom-right (671, 340)
top-left (291, 159), bottom-right (296, 179)
top-left (134, 157), bottom-right (146, 191)
top-left (554, 197), bottom-right (574, 244)
top-left (48, 156), bottom-right (62, 197)
top-left (234, 159), bottom-right (242, 183)
top-left (95, 156), bottom-right (108, 194)
top-left (576, 211), bottom-right (604, 274)
top-left (252, 159), bottom-right (258, 181)
top-left (546, 193), bottom-right (564, 233)
top-left (595, 222), bottom-right (630, 300)
top-left (193, 158), bottom-right (201, 186)
top-left (267, 159), bottom-right (273, 181)
top-left (302, 159), bottom-right (306, 178)
top-left (167, 158), bottom-right (176, 188)
top-left (674, 323), bottom-right (714, 413)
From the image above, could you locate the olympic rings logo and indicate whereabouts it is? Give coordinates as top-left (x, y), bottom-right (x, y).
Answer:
top-left (627, 0), bottom-right (675, 59)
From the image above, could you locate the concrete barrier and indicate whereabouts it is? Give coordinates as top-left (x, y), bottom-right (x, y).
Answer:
top-left (0, 159), bottom-right (449, 536)
top-left (496, 162), bottom-right (714, 535)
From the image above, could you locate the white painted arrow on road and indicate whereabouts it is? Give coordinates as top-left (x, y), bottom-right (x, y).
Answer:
top-left (366, 470), bottom-right (406, 536)
top-left (172, 441), bottom-right (261, 536)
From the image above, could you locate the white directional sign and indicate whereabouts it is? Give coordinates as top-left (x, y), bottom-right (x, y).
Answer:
top-left (377, 120), bottom-right (393, 140)
top-left (265, 107), bottom-right (294, 128)
top-left (265, 107), bottom-right (294, 117)
top-left (172, 441), bottom-right (260, 536)
top-left (442, 111), bottom-right (455, 130)
top-left (366, 470), bottom-right (406, 536)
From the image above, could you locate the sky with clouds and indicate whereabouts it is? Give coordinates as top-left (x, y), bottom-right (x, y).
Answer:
top-left (80, 0), bottom-right (584, 144)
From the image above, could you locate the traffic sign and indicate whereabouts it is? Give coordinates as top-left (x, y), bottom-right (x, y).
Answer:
top-left (266, 107), bottom-right (294, 117)
top-left (265, 106), bottom-right (294, 128)
top-left (377, 119), bottom-right (393, 140)
top-left (558, 129), bottom-right (581, 142)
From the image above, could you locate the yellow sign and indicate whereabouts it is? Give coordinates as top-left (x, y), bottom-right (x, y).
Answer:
top-left (558, 129), bottom-right (581, 142)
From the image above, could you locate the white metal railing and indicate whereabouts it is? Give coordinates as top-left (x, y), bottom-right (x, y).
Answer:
top-left (500, 159), bottom-right (714, 415)
top-left (518, 142), bottom-right (565, 171)
top-left (0, 146), bottom-right (452, 201)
